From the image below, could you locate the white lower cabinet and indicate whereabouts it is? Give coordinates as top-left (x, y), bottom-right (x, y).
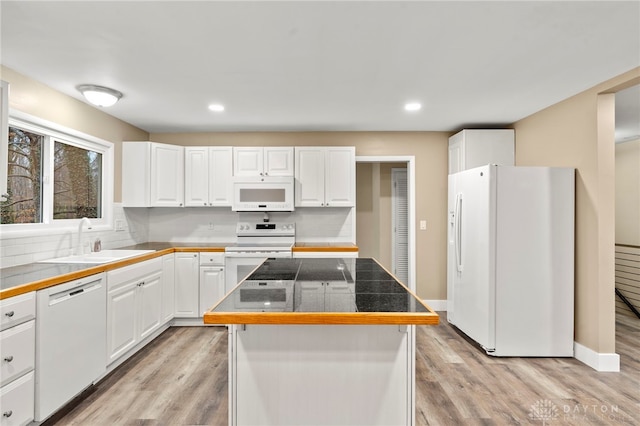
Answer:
top-left (199, 267), bottom-right (225, 316)
top-left (175, 253), bottom-right (200, 318)
top-left (107, 258), bottom-right (163, 364)
top-left (161, 254), bottom-right (175, 323)
top-left (0, 371), bottom-right (34, 426)
top-left (199, 252), bottom-right (225, 316)
top-left (0, 292), bottom-right (35, 426)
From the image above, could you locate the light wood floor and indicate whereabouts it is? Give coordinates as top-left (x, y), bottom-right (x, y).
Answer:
top-left (47, 313), bottom-right (639, 425)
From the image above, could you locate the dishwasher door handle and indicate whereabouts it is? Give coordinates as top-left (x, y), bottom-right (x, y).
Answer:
top-left (49, 280), bottom-right (102, 306)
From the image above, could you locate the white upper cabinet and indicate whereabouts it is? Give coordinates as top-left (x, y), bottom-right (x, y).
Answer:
top-left (123, 142), bottom-right (184, 207)
top-left (184, 146), bottom-right (232, 207)
top-left (295, 147), bottom-right (355, 207)
top-left (233, 147), bottom-right (294, 177)
top-left (448, 129), bottom-right (514, 174)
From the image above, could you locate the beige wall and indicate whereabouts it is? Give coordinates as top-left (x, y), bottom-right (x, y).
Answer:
top-left (1, 66), bottom-right (149, 202)
top-left (151, 132), bottom-right (450, 300)
top-left (615, 138), bottom-right (640, 246)
top-left (513, 67), bottom-right (640, 354)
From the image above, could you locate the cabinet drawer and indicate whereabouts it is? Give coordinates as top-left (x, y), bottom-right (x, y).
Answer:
top-left (0, 370), bottom-right (34, 426)
top-left (199, 252), bottom-right (224, 266)
top-left (108, 257), bottom-right (163, 290)
top-left (0, 320), bottom-right (35, 387)
top-left (0, 293), bottom-right (35, 332)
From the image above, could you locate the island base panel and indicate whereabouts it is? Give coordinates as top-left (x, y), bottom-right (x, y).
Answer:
top-left (230, 324), bottom-right (415, 426)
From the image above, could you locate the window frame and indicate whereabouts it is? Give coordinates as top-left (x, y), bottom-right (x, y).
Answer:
top-left (1, 110), bottom-right (114, 237)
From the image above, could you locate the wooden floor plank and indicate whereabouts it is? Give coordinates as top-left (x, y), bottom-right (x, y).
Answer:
top-left (45, 314), bottom-right (639, 425)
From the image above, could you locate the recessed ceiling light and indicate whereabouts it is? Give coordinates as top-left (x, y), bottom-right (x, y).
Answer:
top-left (208, 104), bottom-right (225, 112)
top-left (404, 102), bottom-right (422, 112)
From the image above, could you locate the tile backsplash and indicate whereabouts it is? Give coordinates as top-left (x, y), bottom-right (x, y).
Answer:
top-left (1, 204), bottom-right (354, 268)
top-left (0, 204), bottom-right (149, 268)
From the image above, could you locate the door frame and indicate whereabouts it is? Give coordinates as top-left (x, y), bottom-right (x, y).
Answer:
top-left (356, 156), bottom-right (416, 292)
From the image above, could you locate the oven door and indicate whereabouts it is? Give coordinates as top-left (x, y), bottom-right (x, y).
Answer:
top-left (224, 251), bottom-right (292, 293)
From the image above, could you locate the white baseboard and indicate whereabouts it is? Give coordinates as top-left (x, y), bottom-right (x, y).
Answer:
top-left (574, 341), bottom-right (620, 372)
top-left (424, 299), bottom-right (447, 312)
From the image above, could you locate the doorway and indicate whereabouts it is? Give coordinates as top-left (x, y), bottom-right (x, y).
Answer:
top-left (355, 156), bottom-right (415, 291)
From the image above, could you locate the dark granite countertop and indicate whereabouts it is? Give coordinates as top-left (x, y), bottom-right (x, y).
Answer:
top-left (207, 258), bottom-right (438, 325)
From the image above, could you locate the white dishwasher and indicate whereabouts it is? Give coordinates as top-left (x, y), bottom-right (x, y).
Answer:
top-left (35, 273), bottom-right (107, 422)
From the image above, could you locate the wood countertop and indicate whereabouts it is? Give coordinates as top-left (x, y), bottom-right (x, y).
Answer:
top-left (0, 243), bottom-right (359, 299)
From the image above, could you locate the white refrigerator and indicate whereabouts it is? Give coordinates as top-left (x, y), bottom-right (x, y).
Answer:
top-left (447, 165), bottom-right (575, 356)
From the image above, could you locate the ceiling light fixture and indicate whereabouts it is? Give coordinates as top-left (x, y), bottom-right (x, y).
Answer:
top-left (404, 102), bottom-right (422, 112)
top-left (77, 84), bottom-right (123, 107)
top-left (208, 103), bottom-right (225, 112)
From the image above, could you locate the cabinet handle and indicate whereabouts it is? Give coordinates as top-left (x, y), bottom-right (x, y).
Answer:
top-left (4, 311), bottom-right (14, 317)
top-left (3, 356), bottom-right (13, 362)
top-left (204, 202), bottom-right (207, 206)
top-left (3, 410), bottom-right (12, 418)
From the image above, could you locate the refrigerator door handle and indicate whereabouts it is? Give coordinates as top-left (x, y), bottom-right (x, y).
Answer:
top-left (455, 193), bottom-right (463, 273)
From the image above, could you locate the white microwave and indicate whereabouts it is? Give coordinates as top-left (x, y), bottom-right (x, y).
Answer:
top-left (232, 176), bottom-right (295, 211)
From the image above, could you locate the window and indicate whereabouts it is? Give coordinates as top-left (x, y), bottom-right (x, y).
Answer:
top-left (1, 112), bottom-right (113, 234)
top-left (2, 127), bottom-right (44, 224)
top-left (53, 141), bottom-right (102, 220)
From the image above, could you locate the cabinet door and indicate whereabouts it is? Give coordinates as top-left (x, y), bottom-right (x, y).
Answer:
top-left (107, 282), bottom-right (138, 364)
top-left (448, 132), bottom-right (463, 174)
top-left (199, 267), bottom-right (225, 316)
top-left (185, 147), bottom-right (210, 206)
top-left (294, 282), bottom-right (325, 312)
top-left (209, 147), bottom-right (233, 206)
top-left (264, 147), bottom-right (294, 176)
top-left (138, 271), bottom-right (163, 340)
top-left (150, 143), bottom-right (184, 206)
top-left (122, 142), bottom-right (151, 207)
top-left (324, 147), bottom-right (355, 207)
top-left (174, 253), bottom-right (199, 318)
top-left (0, 371), bottom-right (34, 426)
top-left (233, 147), bottom-right (263, 176)
top-left (295, 147), bottom-right (325, 207)
top-left (161, 254), bottom-right (175, 323)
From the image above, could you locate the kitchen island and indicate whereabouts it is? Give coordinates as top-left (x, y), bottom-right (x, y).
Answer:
top-left (204, 257), bottom-right (438, 426)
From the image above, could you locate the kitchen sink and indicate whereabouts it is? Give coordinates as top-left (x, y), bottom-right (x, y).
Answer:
top-left (39, 249), bottom-right (155, 264)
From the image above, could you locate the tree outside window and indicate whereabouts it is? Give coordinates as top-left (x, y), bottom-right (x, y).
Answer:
top-left (1, 126), bottom-right (43, 224)
top-left (53, 141), bottom-right (102, 219)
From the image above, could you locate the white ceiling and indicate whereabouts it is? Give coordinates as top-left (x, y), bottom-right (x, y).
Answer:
top-left (1, 1), bottom-right (639, 137)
